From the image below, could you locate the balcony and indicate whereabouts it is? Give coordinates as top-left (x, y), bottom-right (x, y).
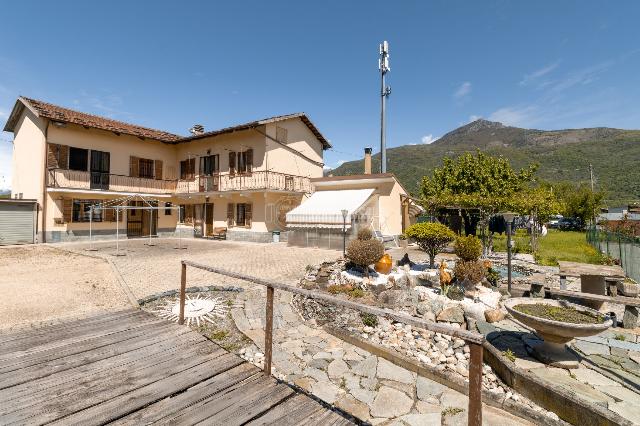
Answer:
top-left (47, 168), bottom-right (177, 194)
top-left (47, 169), bottom-right (312, 195)
top-left (175, 171), bottom-right (312, 194)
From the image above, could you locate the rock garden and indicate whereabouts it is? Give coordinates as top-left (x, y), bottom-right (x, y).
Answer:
top-left (293, 223), bottom-right (640, 425)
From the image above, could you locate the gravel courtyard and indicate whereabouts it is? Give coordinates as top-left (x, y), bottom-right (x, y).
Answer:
top-left (0, 245), bottom-right (130, 331)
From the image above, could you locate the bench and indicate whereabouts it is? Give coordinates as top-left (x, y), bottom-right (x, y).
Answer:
top-left (211, 227), bottom-right (227, 240)
top-left (373, 230), bottom-right (397, 247)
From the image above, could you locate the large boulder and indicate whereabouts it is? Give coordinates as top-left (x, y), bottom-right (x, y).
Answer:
top-left (484, 309), bottom-right (506, 323)
top-left (476, 287), bottom-right (501, 309)
top-left (460, 299), bottom-right (486, 321)
top-left (436, 305), bottom-right (465, 323)
top-left (416, 302), bottom-right (431, 316)
top-left (378, 289), bottom-right (418, 308)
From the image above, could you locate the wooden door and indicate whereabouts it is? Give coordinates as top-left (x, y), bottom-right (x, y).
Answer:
top-left (204, 203), bottom-right (214, 236)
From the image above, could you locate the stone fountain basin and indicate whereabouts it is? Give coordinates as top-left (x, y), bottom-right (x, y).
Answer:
top-left (504, 297), bottom-right (612, 344)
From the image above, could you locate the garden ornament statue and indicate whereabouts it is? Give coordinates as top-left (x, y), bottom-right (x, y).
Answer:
top-left (439, 260), bottom-right (452, 290)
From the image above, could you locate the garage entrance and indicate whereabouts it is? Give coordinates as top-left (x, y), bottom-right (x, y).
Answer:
top-left (0, 199), bottom-right (37, 245)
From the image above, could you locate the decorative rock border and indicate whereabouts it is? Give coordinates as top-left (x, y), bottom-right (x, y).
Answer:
top-left (482, 338), bottom-right (633, 426)
top-left (325, 326), bottom-right (569, 426)
top-left (137, 285), bottom-right (244, 305)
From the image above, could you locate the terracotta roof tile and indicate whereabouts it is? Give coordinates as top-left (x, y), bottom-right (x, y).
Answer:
top-left (20, 97), bottom-right (182, 142)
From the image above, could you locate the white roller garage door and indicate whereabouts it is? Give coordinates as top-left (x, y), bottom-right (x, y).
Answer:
top-left (0, 201), bottom-right (36, 245)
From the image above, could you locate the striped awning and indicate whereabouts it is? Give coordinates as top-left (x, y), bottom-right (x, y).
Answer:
top-left (286, 189), bottom-right (374, 228)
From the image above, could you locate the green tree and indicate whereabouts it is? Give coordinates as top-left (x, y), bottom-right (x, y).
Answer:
top-left (553, 182), bottom-right (605, 224)
top-left (404, 222), bottom-right (456, 268)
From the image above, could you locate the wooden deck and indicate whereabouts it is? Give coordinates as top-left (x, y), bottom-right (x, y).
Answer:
top-left (0, 309), bottom-right (354, 425)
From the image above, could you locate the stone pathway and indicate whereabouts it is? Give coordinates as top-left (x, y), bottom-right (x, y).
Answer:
top-left (233, 286), bottom-right (539, 425)
top-left (477, 317), bottom-right (640, 424)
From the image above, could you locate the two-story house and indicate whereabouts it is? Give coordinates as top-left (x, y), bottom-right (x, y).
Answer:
top-left (3, 97), bottom-right (330, 243)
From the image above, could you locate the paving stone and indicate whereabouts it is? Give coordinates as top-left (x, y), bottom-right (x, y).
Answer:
top-left (572, 368), bottom-right (621, 387)
top-left (352, 355), bottom-right (378, 379)
top-left (379, 379), bottom-right (415, 397)
top-left (400, 413), bottom-right (442, 426)
top-left (415, 400), bottom-right (442, 414)
top-left (575, 335), bottom-right (609, 345)
top-left (573, 340), bottom-right (610, 356)
top-left (311, 380), bottom-right (341, 404)
top-left (609, 401), bottom-right (640, 423)
top-left (439, 389), bottom-right (469, 409)
top-left (611, 347), bottom-right (630, 357)
top-left (530, 368), bottom-right (615, 407)
top-left (416, 375), bottom-right (448, 400)
top-left (514, 357), bottom-right (545, 370)
top-left (328, 359), bottom-right (350, 379)
top-left (630, 352), bottom-right (640, 365)
top-left (312, 351), bottom-right (333, 360)
top-left (608, 338), bottom-right (640, 352)
top-left (351, 387), bottom-right (376, 405)
top-left (376, 358), bottom-right (415, 384)
top-left (293, 376), bottom-right (315, 392)
top-left (370, 386), bottom-right (414, 418)
top-left (335, 395), bottom-right (370, 420)
top-left (344, 350), bottom-right (364, 361)
top-left (360, 376), bottom-right (378, 391)
top-left (595, 385), bottom-right (640, 402)
top-left (303, 367), bottom-right (329, 382)
top-left (308, 358), bottom-right (329, 370)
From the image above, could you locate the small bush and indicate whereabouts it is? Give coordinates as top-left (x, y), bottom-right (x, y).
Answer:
top-left (453, 260), bottom-right (486, 283)
top-left (614, 334), bottom-right (626, 341)
top-left (327, 284), bottom-right (351, 294)
top-left (454, 235), bottom-right (483, 261)
top-left (485, 267), bottom-right (500, 286)
top-left (346, 238), bottom-right (385, 277)
top-left (503, 348), bottom-right (516, 362)
top-left (211, 330), bottom-right (229, 341)
top-left (404, 222), bottom-right (456, 268)
top-left (348, 288), bottom-right (365, 298)
top-left (357, 227), bottom-right (373, 241)
top-left (360, 312), bottom-right (378, 327)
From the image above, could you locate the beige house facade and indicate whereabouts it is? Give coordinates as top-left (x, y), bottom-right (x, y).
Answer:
top-left (3, 97), bottom-right (330, 243)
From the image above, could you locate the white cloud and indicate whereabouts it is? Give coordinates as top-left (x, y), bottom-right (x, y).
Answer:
top-left (548, 60), bottom-right (613, 92)
top-left (488, 106), bottom-right (540, 127)
top-left (453, 81), bottom-right (472, 99)
top-left (421, 134), bottom-right (440, 144)
top-left (468, 114), bottom-right (482, 123)
top-left (519, 62), bottom-right (559, 86)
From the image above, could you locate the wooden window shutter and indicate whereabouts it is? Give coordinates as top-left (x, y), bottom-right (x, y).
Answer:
top-left (154, 160), bottom-right (163, 180)
top-left (227, 203), bottom-right (234, 226)
top-left (245, 203), bottom-right (252, 227)
top-left (47, 144), bottom-right (60, 168)
top-left (59, 145), bottom-right (69, 169)
top-left (228, 152), bottom-right (236, 176)
top-left (189, 158), bottom-right (195, 179)
top-left (130, 156), bottom-right (139, 177)
top-left (62, 198), bottom-right (73, 223)
top-left (246, 149), bottom-right (253, 174)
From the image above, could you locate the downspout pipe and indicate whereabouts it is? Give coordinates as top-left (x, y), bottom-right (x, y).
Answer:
top-left (41, 118), bottom-right (50, 243)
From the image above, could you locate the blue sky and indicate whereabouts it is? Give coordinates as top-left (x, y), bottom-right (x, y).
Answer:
top-left (1, 1), bottom-right (639, 188)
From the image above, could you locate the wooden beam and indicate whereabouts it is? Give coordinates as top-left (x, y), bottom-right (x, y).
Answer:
top-left (178, 263), bottom-right (186, 325)
top-left (264, 286), bottom-right (274, 376)
top-left (468, 343), bottom-right (483, 426)
top-left (549, 288), bottom-right (640, 307)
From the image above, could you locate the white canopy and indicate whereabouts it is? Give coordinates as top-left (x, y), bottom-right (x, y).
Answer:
top-left (286, 189), bottom-right (374, 228)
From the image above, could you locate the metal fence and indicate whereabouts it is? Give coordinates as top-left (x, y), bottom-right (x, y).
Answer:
top-left (587, 226), bottom-right (640, 282)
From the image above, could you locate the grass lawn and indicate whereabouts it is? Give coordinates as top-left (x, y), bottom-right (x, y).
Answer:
top-left (492, 229), bottom-right (605, 266)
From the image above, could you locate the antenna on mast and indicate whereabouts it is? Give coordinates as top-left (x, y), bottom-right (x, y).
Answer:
top-left (379, 41), bottom-right (391, 173)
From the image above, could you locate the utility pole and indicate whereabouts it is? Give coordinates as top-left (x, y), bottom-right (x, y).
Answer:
top-left (379, 41), bottom-right (391, 173)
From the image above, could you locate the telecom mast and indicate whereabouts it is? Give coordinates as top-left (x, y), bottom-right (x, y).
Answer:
top-left (378, 41), bottom-right (391, 173)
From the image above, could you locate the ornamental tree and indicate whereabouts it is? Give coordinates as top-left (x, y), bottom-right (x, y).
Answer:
top-left (404, 222), bottom-right (456, 268)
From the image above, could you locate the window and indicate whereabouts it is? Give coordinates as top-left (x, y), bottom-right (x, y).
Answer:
top-left (199, 154), bottom-right (219, 175)
top-left (235, 203), bottom-right (252, 227)
top-left (165, 202), bottom-right (172, 216)
top-left (180, 158), bottom-right (195, 179)
top-left (236, 149), bottom-right (253, 174)
top-left (68, 147), bottom-right (88, 171)
top-left (178, 205), bottom-right (185, 223)
top-left (276, 126), bottom-right (288, 143)
top-left (139, 158), bottom-right (155, 179)
top-left (72, 200), bottom-right (102, 222)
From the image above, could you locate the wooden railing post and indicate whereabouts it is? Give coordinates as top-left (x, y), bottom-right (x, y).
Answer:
top-left (468, 342), bottom-right (483, 426)
top-left (178, 262), bottom-right (187, 325)
top-left (264, 286), bottom-right (274, 376)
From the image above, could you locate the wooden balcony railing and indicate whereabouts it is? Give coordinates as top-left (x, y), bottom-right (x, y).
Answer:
top-left (176, 171), bottom-right (312, 193)
top-left (47, 168), bottom-right (177, 194)
top-left (180, 260), bottom-right (485, 426)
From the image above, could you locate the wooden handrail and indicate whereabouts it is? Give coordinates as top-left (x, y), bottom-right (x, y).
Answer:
top-left (179, 259), bottom-right (484, 425)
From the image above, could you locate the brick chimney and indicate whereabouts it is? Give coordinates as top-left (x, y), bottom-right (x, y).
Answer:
top-left (364, 147), bottom-right (372, 175)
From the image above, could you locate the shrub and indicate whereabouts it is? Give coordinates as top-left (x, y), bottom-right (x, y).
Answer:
top-left (360, 312), bottom-right (378, 327)
top-left (327, 284), bottom-right (351, 294)
top-left (348, 288), bottom-right (365, 298)
top-left (453, 260), bottom-right (486, 284)
top-left (357, 227), bottom-right (373, 241)
top-left (346, 238), bottom-right (384, 277)
top-left (404, 222), bottom-right (456, 268)
top-left (454, 235), bottom-right (483, 261)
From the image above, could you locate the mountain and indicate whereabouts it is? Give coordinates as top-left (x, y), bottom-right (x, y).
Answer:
top-left (330, 120), bottom-right (640, 205)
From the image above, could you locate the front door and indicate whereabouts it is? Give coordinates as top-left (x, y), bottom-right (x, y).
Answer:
top-left (126, 201), bottom-right (158, 238)
top-left (90, 150), bottom-right (110, 190)
top-left (204, 203), bottom-right (214, 236)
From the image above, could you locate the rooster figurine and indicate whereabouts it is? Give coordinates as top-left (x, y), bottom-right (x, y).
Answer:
top-left (439, 260), bottom-right (452, 291)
